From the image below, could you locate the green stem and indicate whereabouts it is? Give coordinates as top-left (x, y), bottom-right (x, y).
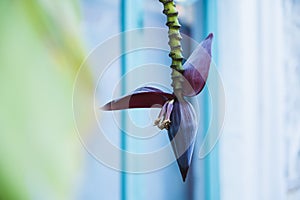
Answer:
top-left (159, 0), bottom-right (184, 71)
top-left (159, 0), bottom-right (184, 99)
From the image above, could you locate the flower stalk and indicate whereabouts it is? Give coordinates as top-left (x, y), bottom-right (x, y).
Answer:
top-left (159, 0), bottom-right (184, 71)
top-left (159, 0), bottom-right (185, 99)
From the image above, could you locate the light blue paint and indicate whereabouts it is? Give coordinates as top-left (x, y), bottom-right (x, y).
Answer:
top-left (120, 1), bottom-right (144, 200)
top-left (120, 1), bottom-right (127, 200)
top-left (203, 0), bottom-right (220, 200)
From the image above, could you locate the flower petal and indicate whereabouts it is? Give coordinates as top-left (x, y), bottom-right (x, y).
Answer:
top-left (100, 86), bottom-right (174, 110)
top-left (182, 33), bottom-right (213, 96)
top-left (167, 99), bottom-right (197, 181)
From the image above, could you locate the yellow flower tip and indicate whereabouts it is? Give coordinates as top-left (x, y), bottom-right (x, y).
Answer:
top-left (154, 99), bottom-right (174, 130)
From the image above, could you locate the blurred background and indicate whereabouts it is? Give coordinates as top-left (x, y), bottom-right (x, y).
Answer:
top-left (1, 0), bottom-right (300, 200)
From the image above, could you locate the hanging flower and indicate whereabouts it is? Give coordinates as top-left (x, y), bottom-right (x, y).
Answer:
top-left (101, 34), bottom-right (213, 181)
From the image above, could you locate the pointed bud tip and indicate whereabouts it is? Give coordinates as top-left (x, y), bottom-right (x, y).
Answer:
top-left (180, 167), bottom-right (189, 182)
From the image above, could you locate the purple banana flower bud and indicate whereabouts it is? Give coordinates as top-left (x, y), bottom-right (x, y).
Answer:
top-left (182, 33), bottom-right (213, 96)
top-left (100, 33), bottom-right (213, 182)
top-left (167, 99), bottom-right (197, 181)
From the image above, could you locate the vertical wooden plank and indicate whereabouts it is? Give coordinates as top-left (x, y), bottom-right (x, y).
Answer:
top-left (204, 0), bottom-right (220, 200)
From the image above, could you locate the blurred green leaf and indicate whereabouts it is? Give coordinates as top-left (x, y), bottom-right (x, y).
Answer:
top-left (0, 1), bottom-right (93, 199)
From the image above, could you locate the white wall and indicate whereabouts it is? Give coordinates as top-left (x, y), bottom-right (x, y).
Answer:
top-left (218, 0), bottom-right (288, 199)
